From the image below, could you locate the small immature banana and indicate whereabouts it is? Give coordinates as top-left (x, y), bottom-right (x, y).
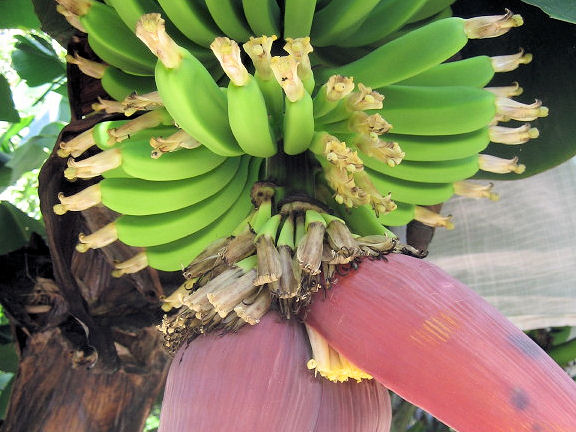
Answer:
top-left (145, 157), bottom-right (263, 271)
top-left (317, 13), bottom-right (523, 88)
top-left (136, 14), bottom-right (243, 157)
top-left (211, 38), bottom-right (277, 157)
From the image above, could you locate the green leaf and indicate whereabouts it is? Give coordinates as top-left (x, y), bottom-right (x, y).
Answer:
top-left (11, 34), bottom-right (65, 88)
top-left (0, 0), bottom-right (41, 29)
top-left (453, 0), bottom-right (576, 179)
top-left (521, 0), bottom-right (576, 23)
top-left (0, 116), bottom-right (34, 153)
top-left (0, 75), bottom-right (20, 123)
top-left (0, 344), bottom-right (18, 374)
top-left (0, 201), bottom-right (45, 255)
top-left (0, 375), bottom-right (14, 420)
top-left (3, 121), bottom-right (64, 186)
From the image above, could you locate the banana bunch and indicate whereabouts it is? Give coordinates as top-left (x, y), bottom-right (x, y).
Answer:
top-left (54, 0), bottom-right (548, 331)
top-left (157, 187), bottom-right (411, 354)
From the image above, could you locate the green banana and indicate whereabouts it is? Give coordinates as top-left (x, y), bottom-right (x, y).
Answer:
top-left (100, 67), bottom-right (157, 101)
top-left (66, 136), bottom-right (227, 181)
top-left (100, 157), bottom-right (241, 215)
top-left (395, 56), bottom-right (495, 87)
top-left (377, 6), bottom-right (454, 45)
top-left (366, 167), bottom-right (454, 205)
top-left (372, 85), bottom-right (497, 135)
top-left (115, 156), bottom-right (251, 247)
top-left (396, 51), bottom-right (532, 87)
top-left (310, 0), bottom-right (381, 47)
top-left (338, 204), bottom-right (395, 237)
top-left (156, 0), bottom-right (222, 47)
top-left (269, 55), bottom-right (315, 154)
top-left (206, 0), bottom-right (252, 42)
top-left (242, 0), bottom-right (281, 36)
top-left (385, 128), bottom-right (491, 162)
top-left (362, 152), bottom-right (479, 183)
top-left (284, 0), bottom-right (317, 38)
top-left (283, 91), bottom-right (315, 155)
top-left (377, 201), bottom-right (415, 226)
top-left (243, 36), bottom-right (284, 134)
top-left (228, 77), bottom-right (277, 156)
top-left (407, 0), bottom-right (457, 24)
top-left (72, 0), bottom-right (156, 75)
top-left (316, 17), bottom-right (471, 88)
top-left (107, 0), bottom-right (217, 64)
top-left (145, 158), bottom-right (263, 271)
top-left (211, 38), bottom-right (277, 157)
top-left (119, 139), bottom-right (227, 180)
top-left (140, 20), bottom-right (243, 156)
top-left (339, 0), bottom-right (428, 47)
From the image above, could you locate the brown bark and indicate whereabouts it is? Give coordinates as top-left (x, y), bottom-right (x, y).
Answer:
top-left (0, 32), bottom-right (182, 432)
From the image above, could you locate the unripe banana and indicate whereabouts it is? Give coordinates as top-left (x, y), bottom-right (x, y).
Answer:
top-left (362, 153), bottom-right (480, 184)
top-left (317, 13), bottom-right (523, 88)
top-left (100, 67), bottom-right (157, 101)
top-left (396, 51), bottom-right (533, 87)
top-left (366, 168), bottom-right (454, 205)
top-left (57, 0), bottom-right (156, 75)
top-left (270, 56), bottom-right (314, 155)
top-left (145, 157), bottom-right (263, 271)
top-left (385, 128), bottom-right (491, 162)
top-left (156, 0), bottom-right (222, 47)
top-left (211, 37), bottom-right (277, 157)
top-left (373, 85), bottom-right (497, 135)
top-left (136, 14), bottom-right (243, 157)
top-left (112, 156), bottom-right (251, 248)
top-left (242, 0), bottom-right (281, 36)
top-left (377, 201), bottom-right (416, 227)
top-left (339, 0), bottom-right (428, 47)
top-left (100, 157), bottom-right (241, 215)
top-left (407, 0), bottom-right (457, 24)
top-left (310, 0), bottom-right (381, 47)
top-left (205, 0), bottom-right (252, 42)
top-left (283, 0), bottom-right (317, 39)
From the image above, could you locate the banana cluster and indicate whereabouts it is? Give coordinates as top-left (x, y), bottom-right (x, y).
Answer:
top-left (157, 184), bottom-right (414, 354)
top-left (54, 0), bottom-right (548, 329)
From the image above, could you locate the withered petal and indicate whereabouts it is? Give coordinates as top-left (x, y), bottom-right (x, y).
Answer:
top-left (307, 255), bottom-right (576, 432)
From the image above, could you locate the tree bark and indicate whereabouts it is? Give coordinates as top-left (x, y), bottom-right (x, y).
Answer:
top-left (0, 32), bottom-right (179, 432)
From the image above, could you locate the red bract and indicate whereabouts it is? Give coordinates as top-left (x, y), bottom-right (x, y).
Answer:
top-left (307, 254), bottom-right (576, 432)
top-left (159, 313), bottom-right (391, 431)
